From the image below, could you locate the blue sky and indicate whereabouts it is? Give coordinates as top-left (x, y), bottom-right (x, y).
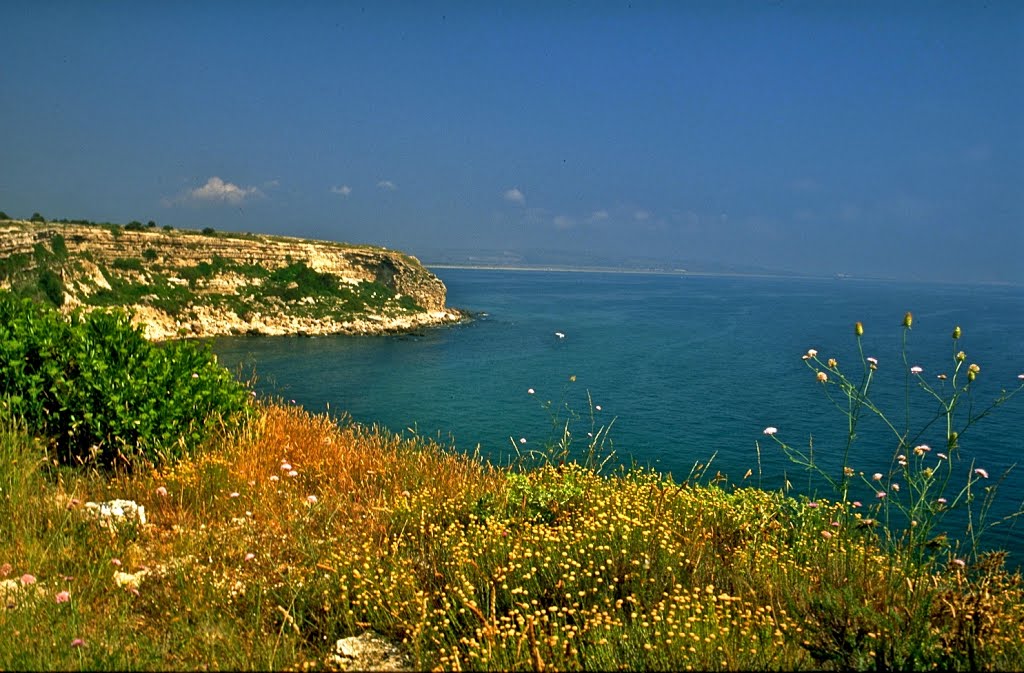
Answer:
top-left (2, 1), bottom-right (1021, 282)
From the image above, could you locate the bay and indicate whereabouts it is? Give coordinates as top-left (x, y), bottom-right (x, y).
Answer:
top-left (211, 268), bottom-right (1024, 563)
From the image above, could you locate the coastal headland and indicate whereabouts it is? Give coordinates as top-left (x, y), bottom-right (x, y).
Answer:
top-left (0, 219), bottom-right (466, 339)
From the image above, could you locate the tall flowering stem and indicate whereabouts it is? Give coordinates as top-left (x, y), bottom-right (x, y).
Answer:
top-left (763, 316), bottom-right (1024, 564)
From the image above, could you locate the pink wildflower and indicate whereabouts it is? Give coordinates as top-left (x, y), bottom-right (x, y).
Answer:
top-left (519, 437), bottom-right (527, 444)
top-left (952, 558), bottom-right (966, 568)
top-left (876, 491), bottom-right (887, 499)
top-left (872, 473), bottom-right (883, 481)
top-left (244, 553), bottom-right (256, 562)
top-left (71, 639), bottom-right (85, 648)
top-left (306, 495), bottom-right (318, 504)
top-left (816, 371), bottom-right (828, 383)
top-left (763, 427), bottom-right (778, 436)
top-left (20, 574), bottom-right (36, 586)
top-left (280, 463), bottom-right (292, 471)
top-left (288, 470), bottom-right (298, 478)
top-left (269, 475), bottom-right (279, 482)
top-left (229, 492), bottom-right (240, 498)
top-left (807, 502), bottom-right (819, 509)
top-left (55, 591), bottom-right (71, 604)
top-left (852, 501), bottom-right (862, 508)
top-left (527, 388), bottom-right (535, 395)
top-left (155, 486), bottom-right (168, 497)
top-left (910, 366), bottom-right (923, 374)
top-left (974, 468), bottom-right (989, 479)
top-left (820, 530), bottom-right (833, 539)
top-left (866, 357), bottom-right (878, 365)
top-left (0, 562), bottom-right (11, 577)
top-left (111, 558), bottom-right (121, 567)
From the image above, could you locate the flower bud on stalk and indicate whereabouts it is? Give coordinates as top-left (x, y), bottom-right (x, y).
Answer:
top-left (903, 312), bottom-right (913, 329)
top-left (952, 326), bottom-right (961, 340)
top-left (855, 322), bottom-right (864, 337)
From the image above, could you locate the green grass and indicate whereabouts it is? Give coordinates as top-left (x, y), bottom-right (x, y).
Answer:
top-left (2, 401), bottom-right (1021, 671)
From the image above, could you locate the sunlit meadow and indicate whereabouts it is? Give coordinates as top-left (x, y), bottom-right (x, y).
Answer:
top-left (3, 373), bottom-right (1024, 670)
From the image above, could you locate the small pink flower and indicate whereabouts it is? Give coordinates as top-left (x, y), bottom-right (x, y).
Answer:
top-left (763, 427), bottom-right (778, 436)
top-left (816, 371), bottom-right (828, 383)
top-left (952, 558), bottom-right (966, 568)
top-left (851, 501), bottom-right (862, 508)
top-left (111, 558), bottom-right (121, 567)
top-left (807, 502), bottom-right (819, 509)
top-left (872, 473), bottom-right (883, 481)
top-left (595, 405), bottom-right (602, 411)
top-left (910, 365), bottom-right (923, 374)
top-left (191, 373), bottom-right (199, 379)
top-left (937, 498), bottom-right (948, 504)
top-left (287, 470), bottom-right (298, 478)
top-left (71, 638), bottom-right (85, 648)
top-left (229, 492), bottom-right (239, 498)
top-left (244, 553), bottom-right (256, 562)
top-left (891, 483), bottom-right (900, 492)
top-left (974, 468), bottom-right (989, 479)
top-left (269, 475), bottom-right (280, 482)
top-left (280, 463), bottom-right (292, 471)
top-left (866, 357), bottom-right (878, 365)
top-left (306, 495), bottom-right (318, 504)
top-left (155, 486), bottom-right (168, 497)
top-left (820, 530), bottom-right (832, 539)
top-left (831, 521), bottom-right (841, 528)
top-left (20, 574), bottom-right (36, 586)
top-left (1018, 374), bottom-right (1024, 380)
top-left (937, 453), bottom-right (948, 460)
top-left (0, 562), bottom-right (11, 577)
top-left (55, 591), bottom-right (71, 604)
top-left (806, 349), bottom-right (818, 358)
top-left (519, 437), bottom-right (527, 444)
top-left (876, 491), bottom-right (887, 499)
top-left (527, 388), bottom-right (535, 394)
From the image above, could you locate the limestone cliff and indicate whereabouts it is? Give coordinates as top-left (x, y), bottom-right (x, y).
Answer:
top-left (0, 220), bottom-right (466, 339)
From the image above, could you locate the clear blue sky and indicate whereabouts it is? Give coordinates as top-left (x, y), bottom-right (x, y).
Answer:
top-left (2, 1), bottom-right (1021, 282)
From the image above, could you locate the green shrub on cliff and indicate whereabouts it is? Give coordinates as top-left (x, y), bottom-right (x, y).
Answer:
top-left (0, 292), bottom-right (252, 469)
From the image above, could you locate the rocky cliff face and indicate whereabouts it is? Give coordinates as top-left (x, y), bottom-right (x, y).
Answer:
top-left (0, 221), bottom-right (466, 339)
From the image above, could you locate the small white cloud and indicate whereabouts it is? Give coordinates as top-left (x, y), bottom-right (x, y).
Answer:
top-left (588, 210), bottom-right (609, 222)
top-left (553, 215), bottom-right (575, 230)
top-left (377, 180), bottom-right (397, 191)
top-left (503, 188), bottom-right (525, 205)
top-left (331, 185), bottom-right (352, 197)
top-left (188, 177), bottom-right (263, 204)
top-left (633, 210), bottom-right (650, 221)
top-left (263, 179), bottom-right (280, 189)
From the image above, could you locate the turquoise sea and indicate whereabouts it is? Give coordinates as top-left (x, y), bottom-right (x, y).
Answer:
top-left (212, 268), bottom-right (1024, 564)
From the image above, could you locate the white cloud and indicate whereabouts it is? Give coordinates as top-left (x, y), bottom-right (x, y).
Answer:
top-left (377, 180), bottom-right (397, 191)
top-left (331, 185), bottom-right (352, 197)
top-left (633, 210), bottom-right (650, 221)
top-left (553, 215), bottom-right (575, 230)
top-left (588, 210), bottom-right (609, 222)
top-left (503, 188), bottom-right (525, 205)
top-left (188, 176), bottom-right (263, 204)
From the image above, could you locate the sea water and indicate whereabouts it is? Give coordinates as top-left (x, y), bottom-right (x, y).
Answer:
top-left (211, 268), bottom-right (1024, 563)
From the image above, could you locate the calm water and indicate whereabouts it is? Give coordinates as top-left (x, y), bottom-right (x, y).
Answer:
top-left (212, 269), bottom-right (1024, 563)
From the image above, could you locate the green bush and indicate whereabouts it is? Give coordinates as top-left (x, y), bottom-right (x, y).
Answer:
top-left (49, 234), bottom-right (68, 259)
top-left (29, 212), bottom-right (45, 223)
top-left (0, 211), bottom-right (10, 220)
top-left (142, 247), bottom-right (158, 262)
top-left (125, 220), bottom-right (145, 231)
top-left (0, 292), bottom-right (253, 469)
top-left (37, 269), bottom-right (64, 307)
top-left (201, 227), bottom-right (216, 236)
top-left (112, 256), bottom-right (144, 271)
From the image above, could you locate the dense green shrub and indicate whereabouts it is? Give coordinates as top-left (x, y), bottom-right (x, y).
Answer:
top-left (50, 233), bottom-right (68, 259)
top-left (0, 292), bottom-right (252, 469)
top-left (112, 256), bottom-right (144, 271)
top-left (142, 247), bottom-right (159, 262)
top-left (37, 269), bottom-right (64, 307)
top-left (125, 220), bottom-right (145, 231)
top-left (201, 227), bottom-right (216, 236)
top-left (29, 212), bottom-right (45, 222)
top-left (0, 211), bottom-right (9, 220)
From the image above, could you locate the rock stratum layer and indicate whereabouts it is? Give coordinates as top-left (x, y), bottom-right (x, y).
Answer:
top-left (0, 220), bottom-right (466, 339)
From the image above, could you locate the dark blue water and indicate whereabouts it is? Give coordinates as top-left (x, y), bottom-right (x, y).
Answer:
top-left (212, 269), bottom-right (1024, 563)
